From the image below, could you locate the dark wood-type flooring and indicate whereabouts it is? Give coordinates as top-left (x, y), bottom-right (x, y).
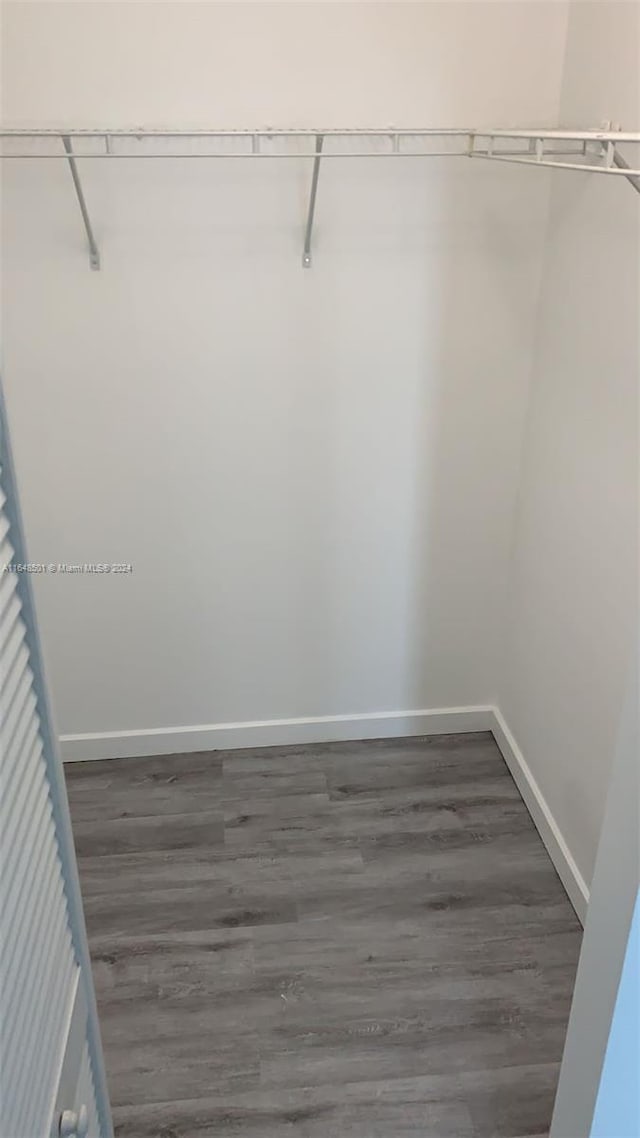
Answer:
top-left (65, 732), bottom-right (582, 1137)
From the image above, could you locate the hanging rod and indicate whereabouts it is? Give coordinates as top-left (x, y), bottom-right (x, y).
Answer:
top-left (2, 127), bottom-right (638, 269)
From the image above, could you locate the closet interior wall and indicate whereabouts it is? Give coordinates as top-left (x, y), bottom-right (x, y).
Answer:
top-left (498, 0), bottom-right (639, 894)
top-left (1, 1), bottom-right (566, 733)
top-left (2, 1), bottom-right (637, 908)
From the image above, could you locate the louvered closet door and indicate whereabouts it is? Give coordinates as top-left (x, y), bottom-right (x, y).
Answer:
top-left (0, 386), bottom-right (112, 1138)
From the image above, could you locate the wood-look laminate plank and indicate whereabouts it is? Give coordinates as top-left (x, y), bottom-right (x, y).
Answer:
top-left (103, 1030), bottom-right (260, 1107)
top-left (76, 848), bottom-right (365, 898)
top-left (66, 733), bottom-right (582, 1134)
top-left (260, 1023), bottom-right (571, 1095)
top-left (252, 917), bottom-right (581, 994)
top-left (65, 751), bottom-right (223, 820)
top-left (222, 793), bottom-right (355, 858)
top-left (90, 927), bottom-right (255, 1005)
top-left (323, 749), bottom-right (510, 802)
top-left (461, 1061), bottom-right (564, 1137)
top-left (111, 1065), bottom-right (559, 1138)
top-left (71, 809), bottom-right (224, 858)
top-left (222, 766), bottom-right (328, 801)
top-left (111, 1074), bottom-right (477, 1137)
top-left (82, 882), bottom-right (298, 939)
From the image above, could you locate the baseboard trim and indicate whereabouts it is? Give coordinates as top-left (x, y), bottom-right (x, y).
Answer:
top-left (490, 707), bottom-right (589, 925)
top-left (60, 705), bottom-right (493, 763)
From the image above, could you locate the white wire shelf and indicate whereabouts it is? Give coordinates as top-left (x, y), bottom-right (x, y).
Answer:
top-left (2, 126), bottom-right (640, 161)
top-left (2, 126), bottom-right (638, 269)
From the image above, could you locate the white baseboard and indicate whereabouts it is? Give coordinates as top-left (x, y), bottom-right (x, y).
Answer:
top-left (490, 707), bottom-right (589, 925)
top-left (60, 704), bottom-right (493, 763)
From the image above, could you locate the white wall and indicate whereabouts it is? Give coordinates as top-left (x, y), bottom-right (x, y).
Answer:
top-left (1, 2), bottom-right (569, 753)
top-left (2, 1), bottom-right (567, 130)
top-left (499, 0), bottom-right (639, 891)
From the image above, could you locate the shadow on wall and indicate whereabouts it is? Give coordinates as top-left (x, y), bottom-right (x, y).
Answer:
top-left (404, 156), bottom-right (544, 713)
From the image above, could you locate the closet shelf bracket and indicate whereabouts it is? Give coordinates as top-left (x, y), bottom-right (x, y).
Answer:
top-left (62, 135), bottom-right (101, 270)
top-left (302, 134), bottom-right (323, 268)
top-left (611, 147), bottom-right (640, 194)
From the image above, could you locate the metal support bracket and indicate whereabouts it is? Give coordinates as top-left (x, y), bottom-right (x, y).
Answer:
top-left (62, 136), bottom-right (101, 270)
top-left (611, 147), bottom-right (640, 195)
top-left (302, 135), bottom-right (323, 268)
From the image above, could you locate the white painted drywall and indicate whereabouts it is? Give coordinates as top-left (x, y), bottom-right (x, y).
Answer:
top-left (2, 1), bottom-right (567, 130)
top-left (499, 0), bottom-right (639, 889)
top-left (1, 3), bottom-right (569, 744)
